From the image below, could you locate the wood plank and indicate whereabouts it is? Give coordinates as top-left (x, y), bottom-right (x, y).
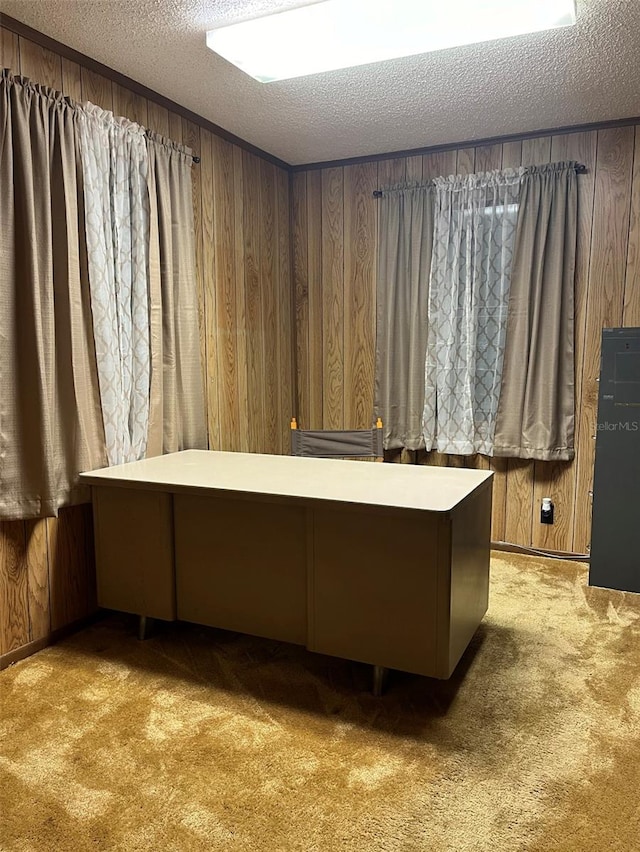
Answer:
top-left (48, 507), bottom-right (92, 631)
top-left (307, 170), bottom-right (323, 429)
top-left (211, 135), bottom-right (238, 451)
top-left (423, 150), bottom-right (457, 181)
top-left (202, 130), bottom-right (221, 450)
top-left (182, 119), bottom-right (207, 446)
top-left (531, 131), bottom-right (597, 552)
top-left (18, 37), bottom-right (61, 89)
top-left (24, 519), bottom-right (50, 642)
top-left (146, 100), bottom-right (169, 137)
top-left (80, 67), bottom-right (113, 110)
top-left (573, 127), bottom-right (634, 553)
top-left (61, 58), bottom-right (82, 101)
top-left (623, 126), bottom-right (640, 327)
top-left (0, 522), bottom-right (29, 654)
top-left (474, 144), bottom-right (502, 173)
top-left (276, 168), bottom-right (293, 454)
top-left (501, 141), bottom-right (522, 169)
top-left (405, 155), bottom-right (423, 182)
top-left (456, 147), bottom-right (475, 175)
top-left (112, 82), bottom-right (148, 125)
top-left (243, 150), bottom-right (265, 452)
top-left (233, 145), bottom-right (250, 453)
top-left (168, 111), bottom-right (183, 144)
top-left (260, 159), bottom-right (279, 453)
top-left (344, 162), bottom-right (377, 429)
top-left (321, 167), bottom-right (344, 429)
top-left (0, 27), bottom-right (20, 71)
top-left (292, 171), bottom-right (310, 429)
top-left (492, 137), bottom-right (522, 539)
top-left (378, 157), bottom-right (406, 187)
top-left (521, 136), bottom-right (552, 166)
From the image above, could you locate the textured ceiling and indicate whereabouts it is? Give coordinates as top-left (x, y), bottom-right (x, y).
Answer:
top-left (1, 0), bottom-right (639, 166)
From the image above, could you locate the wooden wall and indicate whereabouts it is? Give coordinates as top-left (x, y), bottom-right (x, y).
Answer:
top-left (0, 26), bottom-right (293, 663)
top-left (292, 129), bottom-right (640, 555)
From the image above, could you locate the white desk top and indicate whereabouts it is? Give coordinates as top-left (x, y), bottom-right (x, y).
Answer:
top-left (81, 450), bottom-right (492, 513)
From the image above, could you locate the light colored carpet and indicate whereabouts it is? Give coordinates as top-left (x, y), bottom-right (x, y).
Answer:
top-left (1, 552), bottom-right (639, 851)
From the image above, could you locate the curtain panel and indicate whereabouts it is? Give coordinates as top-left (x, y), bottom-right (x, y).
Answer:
top-left (0, 72), bottom-right (106, 519)
top-left (423, 171), bottom-right (519, 455)
top-left (77, 104), bottom-right (151, 466)
top-left (146, 132), bottom-right (207, 455)
top-left (493, 163), bottom-right (578, 460)
top-left (375, 182), bottom-right (434, 450)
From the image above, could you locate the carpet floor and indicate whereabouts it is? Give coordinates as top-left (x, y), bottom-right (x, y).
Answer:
top-left (1, 552), bottom-right (640, 851)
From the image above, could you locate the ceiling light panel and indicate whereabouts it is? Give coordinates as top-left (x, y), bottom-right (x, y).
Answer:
top-left (206, 0), bottom-right (576, 83)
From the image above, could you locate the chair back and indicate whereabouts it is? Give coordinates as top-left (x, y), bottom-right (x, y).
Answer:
top-left (290, 418), bottom-right (383, 460)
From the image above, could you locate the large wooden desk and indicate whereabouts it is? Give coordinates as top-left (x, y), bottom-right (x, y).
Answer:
top-left (81, 451), bottom-right (492, 680)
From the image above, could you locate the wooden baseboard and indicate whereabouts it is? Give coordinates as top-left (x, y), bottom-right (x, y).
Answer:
top-left (491, 541), bottom-right (590, 563)
top-left (0, 611), bottom-right (103, 670)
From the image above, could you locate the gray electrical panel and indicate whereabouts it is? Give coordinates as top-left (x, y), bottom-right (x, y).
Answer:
top-left (589, 328), bottom-right (640, 593)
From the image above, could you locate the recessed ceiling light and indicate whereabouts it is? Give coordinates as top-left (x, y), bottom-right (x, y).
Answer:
top-left (206, 0), bottom-right (576, 83)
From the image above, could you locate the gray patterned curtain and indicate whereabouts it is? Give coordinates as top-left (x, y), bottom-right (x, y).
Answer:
top-left (77, 104), bottom-right (151, 466)
top-left (423, 171), bottom-right (519, 455)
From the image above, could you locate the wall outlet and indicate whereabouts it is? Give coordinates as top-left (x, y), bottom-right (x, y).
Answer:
top-left (541, 498), bottom-right (554, 525)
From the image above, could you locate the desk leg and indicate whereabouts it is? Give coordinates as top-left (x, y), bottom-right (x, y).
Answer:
top-left (138, 615), bottom-right (154, 641)
top-left (373, 665), bottom-right (388, 697)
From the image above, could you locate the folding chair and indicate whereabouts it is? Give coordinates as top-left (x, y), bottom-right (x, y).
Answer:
top-left (290, 417), bottom-right (384, 461)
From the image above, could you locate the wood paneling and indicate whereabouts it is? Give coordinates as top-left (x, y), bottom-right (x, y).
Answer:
top-left (243, 151), bottom-right (266, 453)
top-left (61, 58), bottom-right (82, 101)
top-left (293, 125), bottom-right (640, 555)
top-left (261, 159), bottom-right (279, 452)
top-left (293, 171), bottom-right (310, 429)
top-left (233, 145), bottom-right (250, 454)
top-left (25, 519), bottom-right (50, 642)
top-left (321, 167), bottom-right (345, 429)
top-left (344, 163), bottom-right (376, 430)
top-left (0, 27), bottom-right (19, 69)
top-left (624, 127), bottom-right (640, 327)
top-left (276, 168), bottom-right (294, 453)
top-left (80, 67), bottom-right (112, 111)
top-left (210, 134), bottom-right (233, 449)
top-left (307, 171), bottom-right (323, 429)
top-left (112, 83), bottom-right (147, 126)
top-left (1, 23), bottom-right (292, 663)
top-left (146, 100), bottom-right (169, 137)
top-left (573, 127), bottom-right (634, 553)
top-left (0, 522), bottom-right (29, 655)
top-left (18, 37), bottom-right (61, 88)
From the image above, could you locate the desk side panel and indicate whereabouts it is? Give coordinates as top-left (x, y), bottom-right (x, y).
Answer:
top-left (174, 494), bottom-right (307, 645)
top-left (309, 506), bottom-right (440, 677)
top-left (445, 481), bottom-right (492, 677)
top-left (92, 486), bottom-right (176, 620)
